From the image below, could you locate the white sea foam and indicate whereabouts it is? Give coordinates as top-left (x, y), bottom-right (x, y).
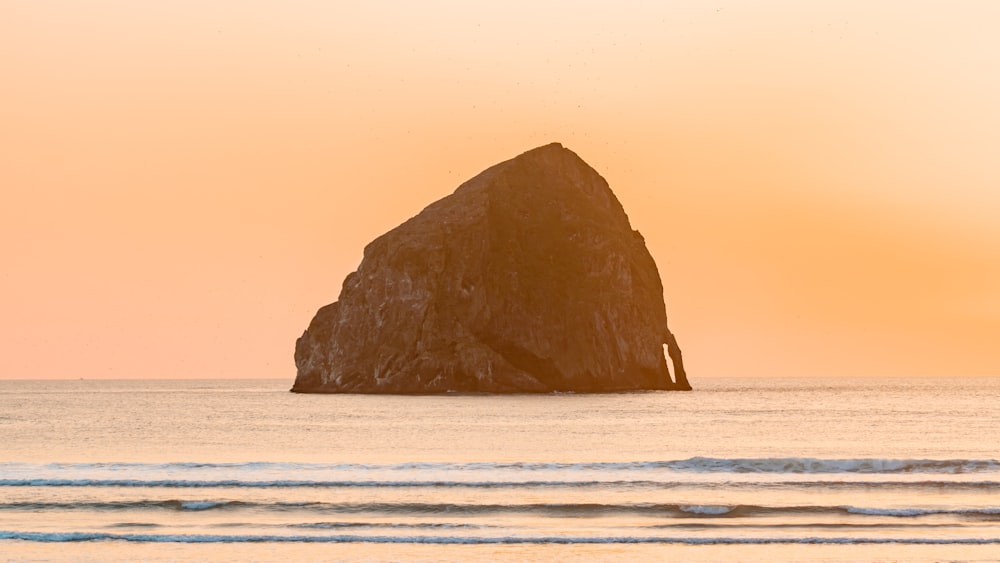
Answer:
top-left (178, 501), bottom-right (226, 511)
top-left (679, 505), bottom-right (735, 515)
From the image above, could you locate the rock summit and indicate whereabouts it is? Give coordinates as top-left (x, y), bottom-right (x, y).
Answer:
top-left (292, 143), bottom-right (691, 393)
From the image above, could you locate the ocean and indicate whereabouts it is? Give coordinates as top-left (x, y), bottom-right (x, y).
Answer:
top-left (1, 377), bottom-right (999, 562)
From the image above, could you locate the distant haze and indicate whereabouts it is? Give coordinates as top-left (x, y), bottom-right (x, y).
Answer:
top-left (3, 1), bottom-right (998, 379)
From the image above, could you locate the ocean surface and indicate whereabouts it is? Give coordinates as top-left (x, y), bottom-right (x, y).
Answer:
top-left (1, 377), bottom-right (999, 562)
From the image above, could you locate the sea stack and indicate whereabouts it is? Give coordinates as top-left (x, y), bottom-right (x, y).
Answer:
top-left (292, 143), bottom-right (691, 393)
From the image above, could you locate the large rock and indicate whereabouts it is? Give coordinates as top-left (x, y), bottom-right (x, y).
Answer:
top-left (292, 143), bottom-right (691, 393)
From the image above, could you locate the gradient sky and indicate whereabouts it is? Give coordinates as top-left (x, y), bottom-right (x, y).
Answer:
top-left (3, 1), bottom-right (998, 379)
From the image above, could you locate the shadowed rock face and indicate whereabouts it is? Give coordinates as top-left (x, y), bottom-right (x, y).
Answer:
top-left (292, 143), bottom-right (691, 393)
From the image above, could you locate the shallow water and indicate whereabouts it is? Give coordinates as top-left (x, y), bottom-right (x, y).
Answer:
top-left (1, 377), bottom-right (998, 561)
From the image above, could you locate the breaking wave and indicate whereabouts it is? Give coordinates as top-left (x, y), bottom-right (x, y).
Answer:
top-left (1, 500), bottom-right (998, 519)
top-left (3, 458), bottom-right (997, 475)
top-left (2, 530), bottom-right (1000, 544)
top-left (1, 478), bottom-right (998, 490)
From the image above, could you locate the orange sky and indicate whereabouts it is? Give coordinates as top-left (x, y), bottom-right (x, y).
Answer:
top-left (3, 1), bottom-right (998, 379)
